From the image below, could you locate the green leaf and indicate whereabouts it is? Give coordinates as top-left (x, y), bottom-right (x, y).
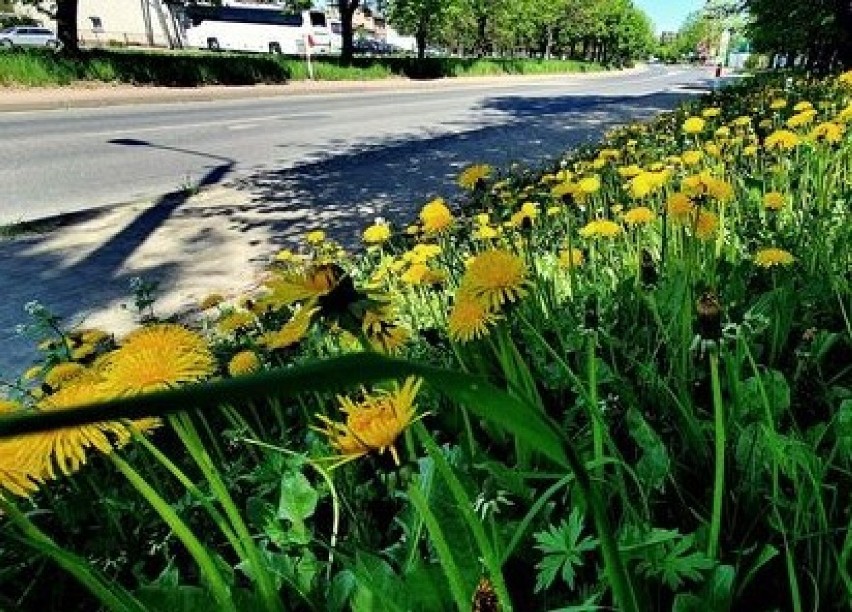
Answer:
top-left (626, 408), bottom-right (670, 491)
top-left (836, 399), bottom-right (852, 455)
top-left (326, 571), bottom-right (356, 612)
top-left (533, 508), bottom-right (598, 592)
top-left (0, 353), bottom-right (569, 469)
top-left (277, 471), bottom-right (318, 547)
top-left (738, 370), bottom-right (790, 424)
top-left (635, 533), bottom-right (714, 590)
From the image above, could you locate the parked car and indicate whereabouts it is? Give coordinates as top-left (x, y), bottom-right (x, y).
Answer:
top-left (0, 26), bottom-right (60, 49)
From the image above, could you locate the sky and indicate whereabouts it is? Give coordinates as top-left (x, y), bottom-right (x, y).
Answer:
top-left (633, 0), bottom-right (705, 34)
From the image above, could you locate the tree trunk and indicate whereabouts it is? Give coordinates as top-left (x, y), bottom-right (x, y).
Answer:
top-left (56, 0), bottom-right (79, 54)
top-left (544, 26), bottom-right (553, 60)
top-left (338, 0), bottom-right (358, 65)
top-left (475, 14), bottom-right (487, 57)
top-left (416, 16), bottom-right (427, 61)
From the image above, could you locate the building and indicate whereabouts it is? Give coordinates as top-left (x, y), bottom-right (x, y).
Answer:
top-left (10, 0), bottom-right (181, 48)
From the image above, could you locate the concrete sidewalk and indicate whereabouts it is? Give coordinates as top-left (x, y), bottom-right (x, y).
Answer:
top-left (0, 67), bottom-right (644, 112)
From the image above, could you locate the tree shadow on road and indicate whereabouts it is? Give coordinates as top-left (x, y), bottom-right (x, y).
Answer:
top-left (0, 144), bottom-right (235, 379)
top-left (207, 90), bottom-right (695, 248)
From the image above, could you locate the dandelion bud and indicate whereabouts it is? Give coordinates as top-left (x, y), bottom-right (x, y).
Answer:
top-left (641, 249), bottom-right (657, 287)
top-left (696, 291), bottom-right (722, 341)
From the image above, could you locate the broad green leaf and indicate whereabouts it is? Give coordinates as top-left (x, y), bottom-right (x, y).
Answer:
top-left (0, 353), bottom-right (569, 468)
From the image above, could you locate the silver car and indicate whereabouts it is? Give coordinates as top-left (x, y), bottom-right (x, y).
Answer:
top-left (0, 26), bottom-right (61, 49)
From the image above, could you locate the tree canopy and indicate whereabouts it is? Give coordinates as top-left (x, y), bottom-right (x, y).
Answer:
top-left (744, 0), bottom-right (852, 69)
top-left (387, 0), bottom-right (654, 65)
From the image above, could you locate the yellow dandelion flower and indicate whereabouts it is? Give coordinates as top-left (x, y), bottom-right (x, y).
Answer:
top-left (743, 144), bottom-right (759, 157)
top-left (628, 172), bottom-right (658, 199)
top-left (683, 116), bottom-right (706, 134)
top-left (23, 365), bottom-right (44, 381)
top-left (558, 248), bottom-right (584, 269)
top-left (765, 130), bottom-right (801, 151)
top-left (448, 296), bottom-right (499, 343)
top-left (579, 219), bottom-right (621, 239)
top-left (837, 70), bottom-right (852, 88)
top-left (618, 164), bottom-right (643, 178)
top-left (704, 142), bottom-right (721, 157)
top-left (28, 382), bottom-right (130, 481)
top-left (702, 107), bottom-right (721, 118)
top-left (695, 211), bottom-right (719, 241)
top-left (44, 362), bottom-right (88, 391)
top-left (754, 247), bottom-right (795, 268)
top-left (623, 207), bottom-right (655, 226)
top-left (460, 250), bottom-right (527, 310)
top-left (473, 225), bottom-right (500, 240)
top-left (262, 307), bottom-right (317, 351)
top-left (458, 164), bottom-right (493, 190)
top-left (682, 150), bottom-right (703, 166)
top-left (401, 263), bottom-right (430, 285)
top-left (551, 181), bottom-right (577, 199)
top-left (404, 243), bottom-right (442, 264)
top-left (420, 198), bottom-right (454, 234)
top-left (0, 409), bottom-right (44, 497)
top-left (265, 264), bottom-right (341, 307)
top-left (715, 126), bottom-right (731, 138)
top-left (546, 206), bottom-right (561, 216)
top-left (405, 224), bottom-right (421, 236)
top-left (793, 101), bottom-right (813, 112)
top-left (368, 325), bottom-right (410, 354)
top-left (763, 191), bottom-right (786, 211)
top-left (70, 344), bottom-right (98, 362)
top-left (274, 249), bottom-right (296, 263)
top-left (228, 350), bottom-right (262, 377)
top-left (786, 110), bottom-right (817, 129)
top-left (704, 176), bottom-right (735, 202)
top-left (363, 221), bottom-right (392, 245)
top-left (315, 377), bottom-right (423, 466)
top-left (810, 122), bottom-right (845, 144)
top-left (101, 325), bottom-right (215, 396)
top-left (837, 104), bottom-right (852, 124)
top-left (769, 98), bottom-right (787, 110)
top-left (305, 230), bottom-right (326, 245)
top-left (577, 176), bottom-right (601, 195)
top-left (217, 311), bottom-right (256, 335)
top-left (75, 329), bottom-right (111, 345)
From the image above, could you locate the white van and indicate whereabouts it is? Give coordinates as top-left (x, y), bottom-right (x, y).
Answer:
top-left (183, 5), bottom-right (332, 55)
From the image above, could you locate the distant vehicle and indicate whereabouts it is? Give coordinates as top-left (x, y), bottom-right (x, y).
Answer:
top-left (0, 26), bottom-right (60, 50)
top-left (181, 5), bottom-right (331, 55)
top-left (353, 38), bottom-right (399, 56)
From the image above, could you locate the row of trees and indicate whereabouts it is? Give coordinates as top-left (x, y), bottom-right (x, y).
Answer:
top-left (744, 0), bottom-right (852, 70)
top-left (383, 0), bottom-right (654, 65)
top-left (658, 0), bottom-right (851, 70)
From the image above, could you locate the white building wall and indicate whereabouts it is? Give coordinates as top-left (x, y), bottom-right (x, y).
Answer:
top-left (12, 0), bottom-right (182, 48)
top-left (77, 0), bottom-right (181, 48)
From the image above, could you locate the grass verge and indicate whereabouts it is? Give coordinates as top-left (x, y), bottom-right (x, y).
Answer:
top-left (0, 48), bottom-right (603, 87)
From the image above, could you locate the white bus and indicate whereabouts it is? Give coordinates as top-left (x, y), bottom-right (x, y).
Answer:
top-left (182, 5), bottom-right (332, 55)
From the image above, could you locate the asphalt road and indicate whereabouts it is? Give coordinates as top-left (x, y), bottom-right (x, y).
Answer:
top-left (0, 65), bottom-right (711, 225)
